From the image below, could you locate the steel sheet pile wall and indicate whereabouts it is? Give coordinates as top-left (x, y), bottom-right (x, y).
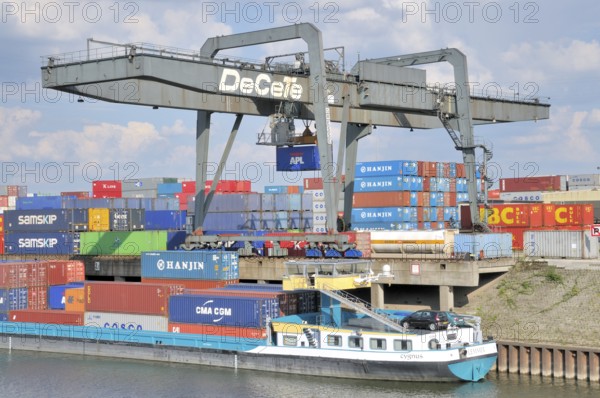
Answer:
top-left (1, 260), bottom-right (85, 321)
top-left (350, 160), bottom-right (477, 231)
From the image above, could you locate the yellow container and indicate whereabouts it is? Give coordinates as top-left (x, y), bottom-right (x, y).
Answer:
top-left (64, 287), bottom-right (85, 312)
top-left (88, 208), bottom-right (110, 231)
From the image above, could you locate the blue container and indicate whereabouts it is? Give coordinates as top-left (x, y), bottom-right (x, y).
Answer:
top-left (411, 177), bottom-right (424, 191)
top-left (453, 233), bottom-right (513, 258)
top-left (157, 183), bottom-right (182, 195)
top-left (355, 160), bottom-right (403, 177)
top-left (301, 193), bottom-right (312, 211)
top-left (224, 283), bottom-right (283, 291)
top-left (409, 192), bottom-right (419, 207)
top-left (444, 207), bottom-right (459, 222)
top-left (273, 194), bottom-right (302, 211)
top-left (274, 211), bottom-right (288, 230)
top-left (261, 193), bottom-right (275, 211)
top-left (166, 231), bottom-right (187, 250)
top-left (402, 161), bottom-right (418, 176)
top-left (430, 192), bottom-right (444, 207)
top-left (153, 197), bottom-right (180, 210)
top-left (203, 212), bottom-right (250, 230)
top-left (288, 211), bottom-right (303, 229)
top-left (3, 232), bottom-right (78, 255)
top-left (402, 207), bottom-right (418, 222)
top-left (207, 194), bottom-right (261, 212)
top-left (16, 195), bottom-right (64, 210)
top-left (400, 176), bottom-right (411, 191)
top-left (202, 230), bottom-right (266, 249)
top-left (0, 288), bottom-right (28, 312)
top-left (168, 294), bottom-right (278, 328)
top-left (351, 207), bottom-right (405, 223)
top-left (48, 283), bottom-right (85, 310)
top-left (141, 250), bottom-right (239, 280)
top-left (350, 221), bottom-right (403, 231)
top-left (145, 210), bottom-right (187, 230)
top-left (3, 209), bottom-right (88, 232)
top-left (354, 176), bottom-right (403, 193)
top-left (276, 145), bottom-right (320, 171)
top-left (264, 186), bottom-right (287, 194)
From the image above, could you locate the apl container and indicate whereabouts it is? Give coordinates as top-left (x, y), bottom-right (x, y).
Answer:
top-left (141, 251), bottom-right (239, 280)
top-left (84, 311), bottom-right (168, 332)
top-left (276, 145), bottom-right (320, 171)
top-left (3, 232), bottom-right (77, 255)
top-left (8, 309), bottom-right (84, 325)
top-left (84, 282), bottom-right (184, 315)
top-left (3, 209), bottom-right (89, 232)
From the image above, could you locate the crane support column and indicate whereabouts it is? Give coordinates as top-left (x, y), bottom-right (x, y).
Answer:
top-left (342, 123), bottom-right (372, 230)
top-left (194, 110), bottom-right (212, 231)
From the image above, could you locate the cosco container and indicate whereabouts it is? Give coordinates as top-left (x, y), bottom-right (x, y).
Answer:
top-left (3, 232), bottom-right (77, 255)
top-left (168, 322), bottom-right (266, 339)
top-left (84, 281), bottom-right (184, 315)
top-left (276, 145), bottom-right (320, 171)
top-left (524, 229), bottom-right (599, 259)
top-left (568, 174), bottom-right (600, 188)
top-left (453, 233), bottom-right (513, 259)
top-left (8, 309), bottom-right (84, 325)
top-left (499, 191), bottom-right (543, 202)
top-left (78, 231), bottom-right (168, 255)
top-left (141, 251), bottom-right (239, 280)
top-left (144, 210), bottom-right (187, 230)
top-left (168, 294), bottom-right (278, 328)
top-left (48, 283), bottom-right (85, 310)
top-left (84, 311), bottom-right (168, 332)
top-left (3, 209), bottom-right (89, 232)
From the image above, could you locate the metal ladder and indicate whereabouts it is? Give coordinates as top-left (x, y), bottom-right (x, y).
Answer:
top-left (319, 288), bottom-right (405, 333)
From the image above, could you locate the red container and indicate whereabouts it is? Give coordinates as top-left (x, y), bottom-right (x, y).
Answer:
top-left (84, 281), bottom-right (184, 315)
top-left (47, 260), bottom-right (85, 286)
top-left (499, 176), bottom-right (564, 192)
top-left (0, 214), bottom-right (3, 233)
top-left (264, 232), bottom-right (310, 249)
top-left (422, 192), bottom-right (430, 206)
top-left (61, 191), bottom-right (90, 198)
top-left (544, 204), bottom-right (595, 227)
top-left (480, 204), bottom-right (531, 227)
top-left (181, 181), bottom-right (196, 194)
top-left (444, 192), bottom-right (457, 207)
top-left (529, 204), bottom-right (544, 227)
top-left (27, 262), bottom-right (48, 287)
top-left (28, 285), bottom-right (48, 310)
top-left (488, 189), bottom-right (500, 200)
top-left (168, 322), bottom-right (266, 339)
top-left (8, 310), bottom-right (84, 325)
top-left (0, 234), bottom-right (4, 255)
top-left (304, 177), bottom-right (323, 190)
top-left (422, 177), bottom-right (431, 191)
top-left (0, 195), bottom-right (8, 207)
top-left (236, 180), bottom-right (251, 193)
top-left (7, 185), bottom-right (27, 197)
top-left (456, 164), bottom-right (466, 178)
top-left (141, 278), bottom-right (238, 290)
top-left (353, 192), bottom-right (409, 207)
top-left (92, 180), bottom-right (122, 198)
top-left (0, 262), bottom-right (29, 288)
top-left (507, 227), bottom-right (527, 250)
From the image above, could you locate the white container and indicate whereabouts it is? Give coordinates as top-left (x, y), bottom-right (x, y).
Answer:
top-left (568, 174), bottom-right (600, 187)
top-left (499, 191), bottom-right (543, 202)
top-left (524, 230), bottom-right (599, 259)
top-left (84, 311), bottom-right (169, 332)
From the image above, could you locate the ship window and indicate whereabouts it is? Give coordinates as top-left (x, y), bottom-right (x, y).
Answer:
top-left (393, 340), bottom-right (412, 351)
top-left (283, 335), bottom-right (298, 346)
top-left (369, 338), bottom-right (387, 350)
top-left (348, 336), bottom-right (363, 349)
top-left (327, 335), bottom-right (342, 347)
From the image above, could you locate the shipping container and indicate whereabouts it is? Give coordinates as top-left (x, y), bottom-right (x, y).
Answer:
top-left (524, 229), bottom-right (599, 259)
top-left (0, 287), bottom-right (28, 312)
top-left (499, 176), bottom-right (566, 192)
top-left (27, 285), bottom-right (47, 310)
top-left (355, 161), bottom-right (403, 177)
top-left (144, 210), bottom-right (187, 230)
top-left (499, 191), bottom-right (543, 202)
top-left (157, 182), bottom-right (183, 195)
top-left (167, 231), bottom-right (187, 250)
top-left (64, 287), bottom-right (85, 312)
top-left (61, 191), bottom-right (90, 199)
top-left (181, 181), bottom-right (196, 194)
top-left (16, 195), bottom-right (64, 210)
top-left (84, 311), bottom-right (168, 332)
top-left (352, 192), bottom-right (409, 208)
top-left (276, 145), bottom-right (320, 171)
top-left (48, 283), bottom-right (85, 310)
top-left (3, 209), bottom-right (89, 232)
top-left (141, 251), bottom-right (239, 280)
top-left (206, 193), bottom-right (262, 212)
top-left (169, 294), bottom-right (278, 328)
top-left (84, 281), bottom-right (183, 315)
top-left (0, 196), bottom-right (8, 207)
top-left (27, 262), bottom-right (48, 287)
top-left (568, 174), bottom-right (600, 188)
top-left (264, 185), bottom-right (288, 194)
top-left (351, 207), bottom-right (405, 223)
top-left (0, 262), bottom-right (29, 288)
top-left (542, 204), bottom-right (594, 227)
top-left (453, 233), bottom-right (513, 259)
top-left (88, 208), bottom-right (110, 231)
top-left (3, 232), bottom-right (77, 255)
top-left (78, 231), bottom-right (168, 255)
top-left (8, 309), bottom-right (84, 325)
top-left (168, 322), bottom-right (267, 339)
top-left (109, 208), bottom-right (145, 231)
top-left (92, 180), bottom-right (122, 198)
top-left (479, 204), bottom-right (532, 227)
top-left (354, 176), bottom-right (403, 193)
top-left (304, 177), bottom-right (323, 190)
top-left (47, 260), bottom-right (85, 286)
top-left (141, 278), bottom-right (238, 290)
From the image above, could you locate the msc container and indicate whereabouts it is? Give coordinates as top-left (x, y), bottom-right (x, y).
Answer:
top-left (16, 195), bottom-right (64, 210)
top-left (276, 145), bottom-right (320, 171)
top-left (48, 283), bottom-right (85, 310)
top-left (8, 309), bottom-right (84, 325)
top-left (355, 161), bottom-right (403, 177)
top-left (168, 294), bottom-right (279, 328)
top-left (47, 260), bottom-right (85, 286)
top-left (351, 207), bottom-right (405, 223)
top-left (64, 287), bottom-right (85, 312)
top-left (84, 311), bottom-right (168, 332)
top-left (453, 233), bottom-right (513, 259)
top-left (88, 208), bottom-right (110, 231)
top-left (78, 231), bottom-right (168, 255)
top-left (499, 176), bottom-right (566, 192)
top-left (354, 176), bottom-right (403, 193)
top-left (84, 281), bottom-right (184, 315)
top-left (3, 209), bottom-right (89, 232)
top-left (524, 229), bottom-right (599, 259)
top-left (0, 287), bottom-right (28, 312)
top-left (3, 232), bottom-right (77, 255)
top-left (141, 251), bottom-right (239, 280)
top-left (168, 322), bottom-right (266, 339)
top-left (144, 210), bottom-right (187, 230)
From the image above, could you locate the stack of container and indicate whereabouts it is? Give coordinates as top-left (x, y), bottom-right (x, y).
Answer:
top-left (92, 180), bottom-right (122, 199)
top-left (305, 183), bottom-right (326, 233)
top-left (498, 176), bottom-right (567, 202)
top-left (0, 214), bottom-right (4, 255)
top-left (122, 177), bottom-right (179, 198)
top-left (0, 184), bottom-right (28, 212)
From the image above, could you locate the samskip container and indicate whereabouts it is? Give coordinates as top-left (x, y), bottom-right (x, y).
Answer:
top-left (84, 311), bottom-right (168, 332)
top-left (3, 209), bottom-right (89, 232)
top-left (3, 232), bottom-right (77, 255)
top-left (84, 282), bottom-right (184, 315)
top-left (140, 251), bottom-right (239, 280)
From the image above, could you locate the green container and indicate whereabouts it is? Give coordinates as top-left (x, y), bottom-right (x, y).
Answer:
top-left (78, 231), bottom-right (167, 255)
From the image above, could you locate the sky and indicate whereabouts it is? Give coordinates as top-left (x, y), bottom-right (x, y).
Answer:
top-left (1, 0), bottom-right (599, 194)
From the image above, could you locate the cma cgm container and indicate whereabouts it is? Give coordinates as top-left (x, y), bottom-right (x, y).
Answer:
top-left (48, 283), bottom-right (85, 310)
top-left (84, 311), bottom-right (168, 332)
top-left (453, 233), bottom-right (513, 259)
top-left (84, 282), bottom-right (184, 315)
top-left (78, 231), bottom-right (168, 255)
top-left (3, 209), bottom-right (89, 232)
top-left (3, 232), bottom-right (77, 255)
top-left (524, 230), bottom-right (599, 259)
top-left (169, 294), bottom-right (278, 328)
top-left (141, 251), bottom-right (239, 280)
top-left (499, 176), bottom-right (566, 192)
top-left (8, 309), bottom-right (84, 325)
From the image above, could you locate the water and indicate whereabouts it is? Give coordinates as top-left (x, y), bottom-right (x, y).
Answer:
top-left (1, 350), bottom-right (599, 398)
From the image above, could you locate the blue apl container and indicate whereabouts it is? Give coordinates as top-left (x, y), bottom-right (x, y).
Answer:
top-left (145, 210), bottom-right (187, 230)
top-left (141, 250), bottom-right (239, 280)
top-left (355, 160), bottom-right (403, 177)
top-left (168, 294), bottom-right (278, 328)
top-left (3, 209), bottom-right (88, 232)
top-left (276, 145), bottom-right (320, 171)
top-left (351, 207), bottom-right (405, 223)
top-left (354, 176), bottom-right (403, 192)
top-left (0, 288), bottom-right (28, 312)
top-left (3, 232), bottom-right (78, 255)
top-left (48, 283), bottom-right (85, 310)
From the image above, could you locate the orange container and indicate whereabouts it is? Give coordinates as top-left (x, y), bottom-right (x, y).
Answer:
top-left (480, 204), bottom-right (530, 227)
top-left (64, 287), bottom-right (85, 312)
top-left (352, 192), bottom-right (409, 207)
top-left (9, 309), bottom-right (84, 325)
